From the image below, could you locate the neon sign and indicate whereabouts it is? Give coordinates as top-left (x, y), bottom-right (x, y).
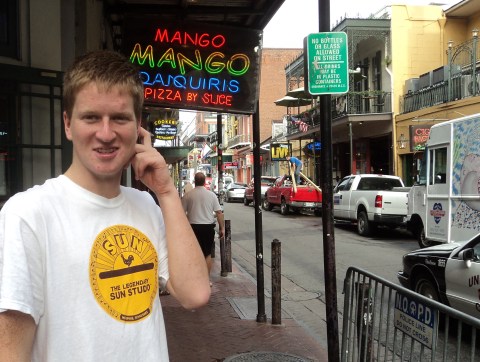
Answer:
top-left (122, 19), bottom-right (262, 114)
top-left (153, 119), bottom-right (178, 140)
top-left (409, 125), bottom-right (431, 152)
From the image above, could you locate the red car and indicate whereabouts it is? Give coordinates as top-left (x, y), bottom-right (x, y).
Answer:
top-left (262, 175), bottom-right (322, 216)
top-left (243, 176), bottom-right (277, 206)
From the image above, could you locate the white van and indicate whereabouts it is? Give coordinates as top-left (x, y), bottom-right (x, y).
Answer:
top-left (407, 114), bottom-right (480, 248)
top-left (211, 175), bottom-right (234, 195)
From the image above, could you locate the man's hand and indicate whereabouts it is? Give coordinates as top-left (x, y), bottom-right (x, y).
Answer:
top-left (131, 127), bottom-right (174, 195)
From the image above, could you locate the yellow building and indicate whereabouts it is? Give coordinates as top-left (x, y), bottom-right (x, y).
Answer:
top-left (394, 1), bottom-right (480, 184)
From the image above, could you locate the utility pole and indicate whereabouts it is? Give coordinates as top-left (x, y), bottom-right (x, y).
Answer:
top-left (318, 1), bottom-right (340, 361)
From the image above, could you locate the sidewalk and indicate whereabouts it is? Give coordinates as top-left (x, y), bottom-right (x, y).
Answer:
top-left (161, 253), bottom-right (329, 361)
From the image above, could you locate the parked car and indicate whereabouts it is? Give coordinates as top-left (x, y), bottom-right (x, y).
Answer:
top-left (244, 176), bottom-right (277, 206)
top-left (333, 174), bottom-right (410, 236)
top-left (211, 175), bottom-right (234, 195)
top-left (262, 175), bottom-right (322, 216)
top-left (397, 233), bottom-right (480, 318)
top-left (224, 182), bottom-right (248, 203)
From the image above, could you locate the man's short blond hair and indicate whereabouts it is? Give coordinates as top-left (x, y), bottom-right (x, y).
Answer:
top-left (63, 50), bottom-right (144, 119)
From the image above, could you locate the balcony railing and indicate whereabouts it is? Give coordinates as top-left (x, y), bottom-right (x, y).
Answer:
top-left (284, 91), bottom-right (392, 137)
top-left (400, 74), bottom-right (480, 114)
top-left (332, 91), bottom-right (392, 119)
top-left (226, 134), bottom-right (251, 149)
top-left (401, 35), bottom-right (480, 114)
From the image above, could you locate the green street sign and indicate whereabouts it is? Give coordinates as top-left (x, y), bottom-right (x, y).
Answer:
top-left (304, 32), bottom-right (349, 95)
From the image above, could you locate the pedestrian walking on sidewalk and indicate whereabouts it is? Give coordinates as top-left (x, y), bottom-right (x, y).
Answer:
top-left (0, 50), bottom-right (210, 361)
top-left (286, 156), bottom-right (303, 184)
top-left (182, 172), bottom-right (225, 278)
top-left (183, 179), bottom-right (193, 195)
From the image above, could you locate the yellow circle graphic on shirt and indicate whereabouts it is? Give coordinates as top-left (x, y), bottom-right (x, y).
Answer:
top-left (89, 224), bottom-right (158, 323)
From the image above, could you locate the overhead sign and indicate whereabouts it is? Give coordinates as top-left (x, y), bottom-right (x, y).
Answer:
top-left (304, 32), bottom-right (349, 95)
top-left (223, 161), bottom-right (239, 170)
top-left (409, 125), bottom-right (431, 152)
top-left (304, 141), bottom-right (321, 156)
top-left (394, 292), bottom-right (436, 349)
top-left (270, 143), bottom-right (292, 161)
top-left (153, 119), bottom-right (178, 140)
top-left (122, 18), bottom-right (262, 114)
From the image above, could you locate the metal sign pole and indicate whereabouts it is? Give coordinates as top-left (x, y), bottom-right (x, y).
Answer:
top-left (318, 1), bottom-right (340, 361)
top-left (253, 102), bottom-right (266, 323)
top-left (217, 114), bottom-right (223, 203)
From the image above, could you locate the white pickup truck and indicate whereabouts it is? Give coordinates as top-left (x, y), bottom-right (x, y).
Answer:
top-left (333, 174), bottom-right (410, 236)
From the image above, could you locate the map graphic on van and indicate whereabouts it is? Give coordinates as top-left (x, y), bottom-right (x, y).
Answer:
top-left (452, 119), bottom-right (480, 232)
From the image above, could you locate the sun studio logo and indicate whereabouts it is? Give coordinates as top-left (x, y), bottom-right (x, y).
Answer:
top-left (430, 203), bottom-right (446, 224)
top-left (89, 225), bottom-right (158, 323)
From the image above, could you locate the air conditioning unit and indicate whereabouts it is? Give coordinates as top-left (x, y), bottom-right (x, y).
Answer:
top-left (404, 78), bottom-right (419, 94)
top-left (461, 74), bottom-right (476, 97)
top-left (418, 71), bottom-right (433, 89)
top-left (431, 65), bottom-right (462, 84)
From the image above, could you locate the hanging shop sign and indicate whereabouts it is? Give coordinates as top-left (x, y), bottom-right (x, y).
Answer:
top-left (153, 119), bottom-right (178, 140)
top-left (409, 125), bottom-right (432, 152)
top-left (303, 141), bottom-right (321, 156)
top-left (270, 143), bottom-right (292, 161)
top-left (223, 161), bottom-right (239, 170)
top-left (122, 18), bottom-right (262, 114)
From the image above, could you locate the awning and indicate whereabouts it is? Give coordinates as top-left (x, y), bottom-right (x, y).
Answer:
top-left (286, 87), bottom-right (312, 99)
top-left (274, 96), bottom-right (312, 107)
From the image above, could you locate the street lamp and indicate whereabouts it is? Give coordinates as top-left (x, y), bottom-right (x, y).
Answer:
top-left (472, 29), bottom-right (478, 96)
top-left (448, 40), bottom-right (453, 102)
top-left (397, 133), bottom-right (407, 149)
top-left (348, 122), bottom-right (353, 174)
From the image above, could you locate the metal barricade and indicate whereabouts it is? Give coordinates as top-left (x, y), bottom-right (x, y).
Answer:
top-left (341, 267), bottom-right (480, 362)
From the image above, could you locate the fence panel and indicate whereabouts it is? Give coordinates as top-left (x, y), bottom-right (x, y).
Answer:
top-left (341, 267), bottom-right (480, 362)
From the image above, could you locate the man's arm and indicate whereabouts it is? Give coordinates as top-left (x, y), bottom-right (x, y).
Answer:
top-left (0, 311), bottom-right (36, 361)
top-left (215, 210), bottom-right (225, 239)
top-left (131, 128), bottom-right (210, 309)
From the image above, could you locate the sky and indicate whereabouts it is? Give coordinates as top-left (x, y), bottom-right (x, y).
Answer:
top-left (262, 0), bottom-right (459, 48)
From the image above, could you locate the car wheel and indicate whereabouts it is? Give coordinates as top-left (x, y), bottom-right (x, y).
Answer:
top-left (357, 211), bottom-right (371, 236)
top-left (262, 197), bottom-right (273, 211)
top-left (314, 209), bottom-right (322, 217)
top-left (415, 276), bottom-right (440, 302)
top-left (416, 225), bottom-right (434, 249)
top-left (280, 198), bottom-right (290, 215)
top-left (243, 196), bottom-right (250, 206)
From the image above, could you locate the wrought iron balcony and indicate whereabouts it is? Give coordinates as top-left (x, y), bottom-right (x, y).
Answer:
top-left (284, 91), bottom-right (392, 137)
top-left (226, 134), bottom-right (251, 149)
top-left (331, 91), bottom-right (392, 119)
top-left (401, 34), bottom-right (480, 114)
top-left (400, 74), bottom-right (480, 114)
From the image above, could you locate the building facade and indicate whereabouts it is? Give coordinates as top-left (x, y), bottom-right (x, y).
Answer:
top-left (395, 1), bottom-right (480, 185)
top-left (279, 3), bottom-right (480, 187)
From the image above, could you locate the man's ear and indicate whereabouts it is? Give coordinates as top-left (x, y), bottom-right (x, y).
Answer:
top-left (63, 111), bottom-right (73, 141)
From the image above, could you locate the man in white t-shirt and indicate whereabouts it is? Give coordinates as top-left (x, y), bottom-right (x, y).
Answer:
top-left (182, 172), bottom-right (225, 276)
top-left (0, 50), bottom-right (210, 361)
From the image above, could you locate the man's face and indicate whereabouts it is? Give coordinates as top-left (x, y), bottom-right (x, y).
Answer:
top-left (64, 82), bottom-right (140, 184)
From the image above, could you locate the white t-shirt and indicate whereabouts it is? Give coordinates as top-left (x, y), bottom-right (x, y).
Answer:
top-left (0, 175), bottom-right (170, 361)
top-left (181, 186), bottom-right (222, 224)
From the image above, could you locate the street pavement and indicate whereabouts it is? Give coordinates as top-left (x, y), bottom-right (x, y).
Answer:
top-left (161, 248), bottom-right (329, 361)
